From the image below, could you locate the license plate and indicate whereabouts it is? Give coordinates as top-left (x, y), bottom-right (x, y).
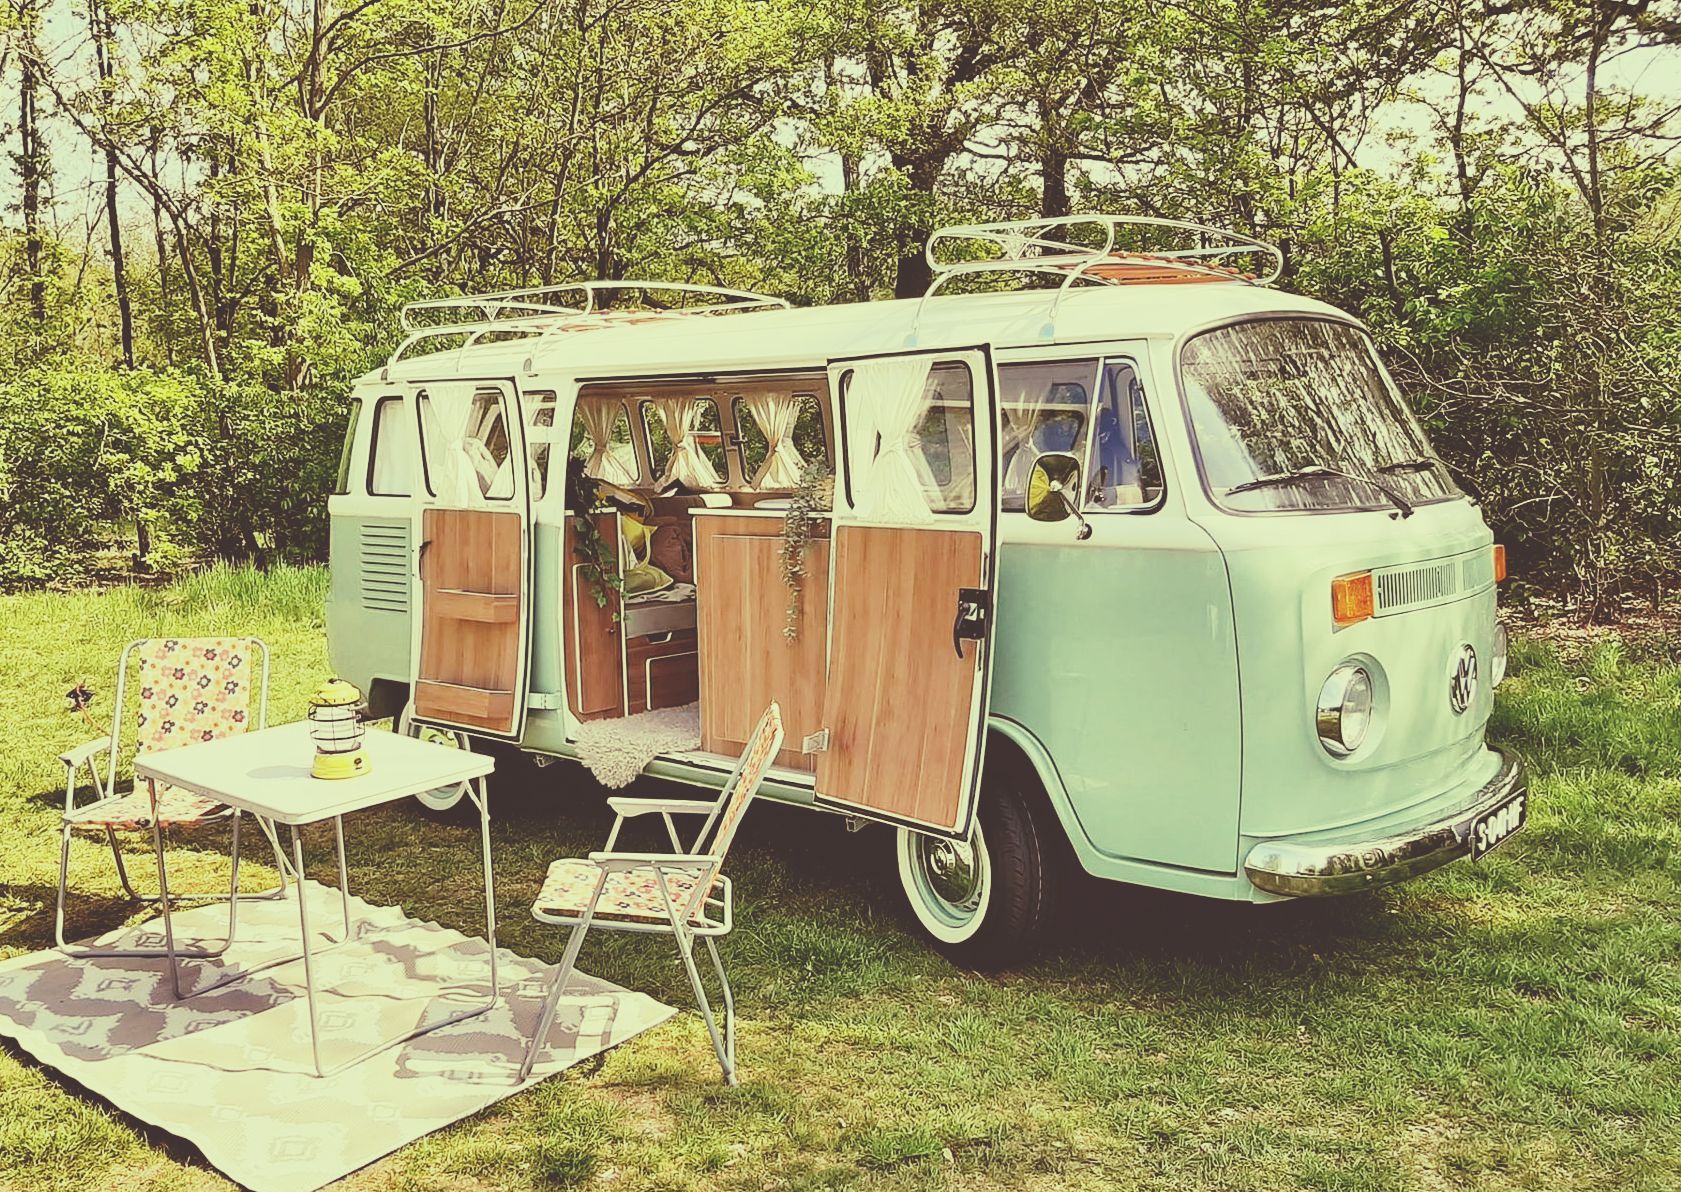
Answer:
top-left (1470, 792), bottom-right (1527, 859)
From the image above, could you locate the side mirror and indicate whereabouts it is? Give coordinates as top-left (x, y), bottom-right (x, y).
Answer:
top-left (1025, 452), bottom-right (1092, 540)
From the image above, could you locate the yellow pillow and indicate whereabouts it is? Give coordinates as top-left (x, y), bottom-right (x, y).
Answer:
top-left (620, 515), bottom-right (653, 567)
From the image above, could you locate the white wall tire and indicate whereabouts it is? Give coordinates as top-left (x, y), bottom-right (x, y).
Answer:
top-left (396, 702), bottom-right (474, 816)
top-left (897, 823), bottom-right (992, 945)
top-left (894, 770), bottom-right (1061, 969)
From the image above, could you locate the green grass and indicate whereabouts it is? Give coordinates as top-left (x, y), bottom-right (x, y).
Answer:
top-left (1, 567), bottom-right (1678, 1190)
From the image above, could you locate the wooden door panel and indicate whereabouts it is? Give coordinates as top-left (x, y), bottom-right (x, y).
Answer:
top-left (563, 513), bottom-right (624, 720)
top-left (414, 507), bottom-right (524, 733)
top-left (816, 525), bottom-right (983, 827)
top-left (695, 514), bottom-right (829, 771)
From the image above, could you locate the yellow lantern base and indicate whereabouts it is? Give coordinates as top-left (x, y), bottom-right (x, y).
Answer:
top-left (312, 750), bottom-right (371, 780)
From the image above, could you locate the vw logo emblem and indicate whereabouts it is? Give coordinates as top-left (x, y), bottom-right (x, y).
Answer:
top-left (1449, 644), bottom-right (1478, 714)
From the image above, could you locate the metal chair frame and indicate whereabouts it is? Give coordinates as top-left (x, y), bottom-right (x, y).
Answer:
top-left (520, 704), bottom-right (784, 1086)
top-left (54, 638), bottom-right (290, 990)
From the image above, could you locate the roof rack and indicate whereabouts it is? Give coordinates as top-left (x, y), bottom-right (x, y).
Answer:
top-left (910, 215), bottom-right (1283, 343)
top-left (386, 280), bottom-right (790, 371)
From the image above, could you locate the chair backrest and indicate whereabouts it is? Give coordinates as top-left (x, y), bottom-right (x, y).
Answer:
top-left (694, 702), bottom-right (784, 868)
top-left (106, 637), bottom-right (269, 793)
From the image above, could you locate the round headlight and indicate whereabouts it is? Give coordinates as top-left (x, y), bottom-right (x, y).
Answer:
top-left (1317, 664), bottom-right (1373, 757)
top-left (1491, 622), bottom-right (1509, 687)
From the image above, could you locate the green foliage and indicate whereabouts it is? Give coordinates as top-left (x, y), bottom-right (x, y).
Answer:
top-left (0, 365), bottom-right (351, 587)
top-left (0, 0), bottom-right (1676, 608)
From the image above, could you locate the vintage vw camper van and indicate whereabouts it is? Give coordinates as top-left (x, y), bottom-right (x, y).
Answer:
top-left (326, 216), bottom-right (1526, 966)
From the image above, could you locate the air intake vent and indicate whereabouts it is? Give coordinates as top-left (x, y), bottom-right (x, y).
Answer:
top-left (358, 521), bottom-right (410, 613)
top-left (1374, 560), bottom-right (1458, 614)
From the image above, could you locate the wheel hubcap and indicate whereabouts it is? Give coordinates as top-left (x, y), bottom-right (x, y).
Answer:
top-left (912, 830), bottom-right (986, 925)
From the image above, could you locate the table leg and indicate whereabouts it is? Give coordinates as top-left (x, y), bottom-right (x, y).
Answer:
top-left (333, 815), bottom-right (352, 940)
top-left (464, 778), bottom-right (498, 999)
top-left (149, 778), bottom-right (182, 1001)
top-left (290, 826), bottom-right (325, 1078)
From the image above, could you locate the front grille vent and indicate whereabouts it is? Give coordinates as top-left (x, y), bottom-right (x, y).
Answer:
top-left (1460, 550), bottom-right (1495, 592)
top-left (1374, 560), bottom-right (1458, 614)
top-left (358, 522), bottom-right (410, 613)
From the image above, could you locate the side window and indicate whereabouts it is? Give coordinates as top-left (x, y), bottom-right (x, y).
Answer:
top-left (997, 359), bottom-right (1096, 512)
top-left (838, 361), bottom-right (976, 516)
top-left (368, 397), bottom-right (416, 496)
top-left (569, 397), bottom-right (639, 485)
top-left (642, 396), bottom-right (724, 489)
top-left (916, 364), bottom-right (976, 513)
top-left (335, 399), bottom-right (362, 495)
top-left (418, 388), bottom-right (514, 501)
top-left (527, 391), bottom-right (557, 499)
top-left (731, 391), bottom-right (825, 489)
top-left (1088, 360), bottom-right (1164, 509)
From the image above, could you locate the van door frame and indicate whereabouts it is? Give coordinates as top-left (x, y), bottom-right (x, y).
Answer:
top-left (812, 343), bottom-right (1002, 842)
top-left (404, 374), bottom-right (536, 741)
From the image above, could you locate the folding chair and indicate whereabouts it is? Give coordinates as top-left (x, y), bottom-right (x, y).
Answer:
top-left (521, 702), bottom-right (784, 1085)
top-left (56, 637), bottom-right (288, 989)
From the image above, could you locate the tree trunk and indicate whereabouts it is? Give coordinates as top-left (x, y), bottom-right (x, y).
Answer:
top-left (19, 0), bottom-right (45, 323)
top-left (90, 0), bottom-right (134, 365)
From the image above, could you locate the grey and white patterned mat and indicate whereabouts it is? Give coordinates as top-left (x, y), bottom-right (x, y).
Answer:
top-left (0, 881), bottom-right (674, 1191)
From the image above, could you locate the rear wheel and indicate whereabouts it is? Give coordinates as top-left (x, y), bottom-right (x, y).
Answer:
top-left (396, 702), bottom-right (480, 823)
top-left (895, 772), bottom-right (1060, 970)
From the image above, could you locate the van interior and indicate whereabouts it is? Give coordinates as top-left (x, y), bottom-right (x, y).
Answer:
top-left (559, 373), bottom-right (835, 773)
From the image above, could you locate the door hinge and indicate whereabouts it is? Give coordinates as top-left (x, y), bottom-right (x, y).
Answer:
top-left (527, 691), bottom-right (562, 710)
top-left (802, 727), bottom-right (830, 754)
top-left (952, 587), bottom-right (991, 658)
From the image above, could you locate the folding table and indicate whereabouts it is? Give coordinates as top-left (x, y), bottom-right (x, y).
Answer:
top-left (134, 720), bottom-right (496, 1077)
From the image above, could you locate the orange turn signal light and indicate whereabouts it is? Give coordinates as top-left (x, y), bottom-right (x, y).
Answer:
top-left (1332, 572), bottom-right (1375, 627)
top-left (1493, 544), bottom-right (1507, 583)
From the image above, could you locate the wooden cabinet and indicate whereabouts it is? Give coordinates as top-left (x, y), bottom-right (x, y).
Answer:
top-left (563, 513), bottom-right (625, 720)
top-left (694, 513), bottom-right (830, 771)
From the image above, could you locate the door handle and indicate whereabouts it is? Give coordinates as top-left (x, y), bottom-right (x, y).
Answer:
top-left (951, 587), bottom-right (990, 659)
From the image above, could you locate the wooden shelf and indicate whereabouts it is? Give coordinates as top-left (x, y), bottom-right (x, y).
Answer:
top-left (431, 588), bottom-right (519, 623)
top-left (413, 680), bottom-right (515, 728)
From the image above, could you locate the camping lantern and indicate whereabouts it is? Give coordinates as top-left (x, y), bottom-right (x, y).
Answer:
top-left (308, 678), bottom-right (370, 779)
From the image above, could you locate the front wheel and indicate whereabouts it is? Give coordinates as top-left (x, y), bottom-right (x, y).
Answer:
top-left (895, 775), bottom-right (1060, 970)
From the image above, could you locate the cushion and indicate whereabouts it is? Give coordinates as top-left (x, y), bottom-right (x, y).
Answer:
top-left (65, 786), bottom-right (229, 831)
top-left (622, 561), bottom-right (673, 597)
top-left (646, 523), bottom-right (695, 583)
top-left (533, 858), bottom-right (717, 925)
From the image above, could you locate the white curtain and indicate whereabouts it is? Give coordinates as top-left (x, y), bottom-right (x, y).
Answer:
top-left (744, 391), bottom-right (805, 489)
top-left (655, 396), bottom-right (721, 488)
top-left (577, 397), bottom-right (636, 485)
top-left (370, 401), bottom-right (419, 495)
top-left (845, 357), bottom-right (935, 524)
top-left (420, 393), bottom-right (498, 505)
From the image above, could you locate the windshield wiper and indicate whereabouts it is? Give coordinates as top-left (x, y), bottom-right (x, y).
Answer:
top-left (1376, 457), bottom-right (1437, 475)
top-left (1378, 455), bottom-right (1483, 507)
top-left (1224, 464), bottom-right (1415, 519)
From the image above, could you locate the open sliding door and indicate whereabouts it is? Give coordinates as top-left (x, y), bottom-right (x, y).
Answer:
top-left (814, 346), bottom-right (1000, 840)
top-left (409, 378), bottom-right (533, 738)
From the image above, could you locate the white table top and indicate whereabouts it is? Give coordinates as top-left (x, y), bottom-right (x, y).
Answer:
top-left (134, 721), bottom-right (494, 825)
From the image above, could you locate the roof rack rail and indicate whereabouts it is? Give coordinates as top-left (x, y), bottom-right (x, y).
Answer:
top-left (386, 280), bottom-right (790, 370)
top-left (909, 215), bottom-right (1282, 344)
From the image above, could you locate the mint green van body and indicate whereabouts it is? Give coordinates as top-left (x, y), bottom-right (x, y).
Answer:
top-left (326, 225), bottom-right (1525, 962)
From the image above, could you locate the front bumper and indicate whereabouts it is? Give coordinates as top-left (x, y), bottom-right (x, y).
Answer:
top-left (1243, 750), bottom-right (1527, 897)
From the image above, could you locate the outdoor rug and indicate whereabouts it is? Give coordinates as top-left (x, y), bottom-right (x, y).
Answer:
top-left (0, 881), bottom-right (675, 1191)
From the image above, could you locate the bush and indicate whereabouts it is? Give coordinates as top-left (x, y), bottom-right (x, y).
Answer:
top-left (0, 364), bottom-right (348, 588)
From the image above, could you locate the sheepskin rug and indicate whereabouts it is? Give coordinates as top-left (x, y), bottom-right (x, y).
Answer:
top-left (574, 702), bottom-right (701, 788)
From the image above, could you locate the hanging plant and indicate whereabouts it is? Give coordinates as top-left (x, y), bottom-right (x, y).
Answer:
top-left (565, 469), bottom-right (623, 611)
top-left (782, 460), bottom-right (833, 641)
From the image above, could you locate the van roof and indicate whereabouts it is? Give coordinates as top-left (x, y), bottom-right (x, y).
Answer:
top-left (369, 280), bottom-right (1353, 388)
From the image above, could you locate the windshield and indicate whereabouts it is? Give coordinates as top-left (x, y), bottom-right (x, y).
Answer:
top-left (1180, 318), bottom-right (1459, 513)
